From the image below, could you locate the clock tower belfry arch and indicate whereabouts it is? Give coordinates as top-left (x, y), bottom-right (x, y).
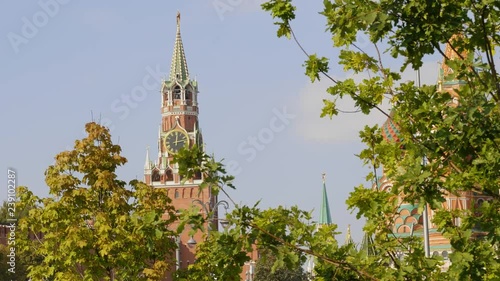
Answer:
top-left (143, 12), bottom-right (216, 274)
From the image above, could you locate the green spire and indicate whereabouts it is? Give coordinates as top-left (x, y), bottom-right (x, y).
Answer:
top-left (360, 232), bottom-right (376, 257)
top-left (169, 12), bottom-right (189, 83)
top-left (319, 173), bottom-right (332, 225)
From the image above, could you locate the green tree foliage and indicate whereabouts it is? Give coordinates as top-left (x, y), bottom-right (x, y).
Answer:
top-left (174, 0), bottom-right (500, 280)
top-left (254, 248), bottom-right (308, 281)
top-left (0, 201), bottom-right (39, 281)
top-left (263, 0), bottom-right (500, 279)
top-left (0, 200), bottom-right (31, 224)
top-left (16, 122), bottom-right (179, 281)
top-left (173, 148), bottom-right (380, 280)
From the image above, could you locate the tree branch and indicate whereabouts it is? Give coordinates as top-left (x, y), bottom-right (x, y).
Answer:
top-left (218, 183), bottom-right (378, 280)
top-left (288, 25), bottom-right (391, 120)
top-left (480, 7), bottom-right (500, 101)
top-left (250, 221), bottom-right (379, 281)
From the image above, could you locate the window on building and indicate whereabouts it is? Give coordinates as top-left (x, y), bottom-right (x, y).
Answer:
top-left (152, 170), bottom-right (160, 182)
top-left (174, 86), bottom-right (181, 99)
top-left (442, 251), bottom-right (449, 259)
top-left (477, 198), bottom-right (484, 207)
top-left (165, 169), bottom-right (173, 181)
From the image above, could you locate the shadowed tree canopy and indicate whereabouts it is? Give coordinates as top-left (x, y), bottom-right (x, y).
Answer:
top-left (0, 200), bottom-right (31, 224)
top-left (0, 201), bottom-right (39, 281)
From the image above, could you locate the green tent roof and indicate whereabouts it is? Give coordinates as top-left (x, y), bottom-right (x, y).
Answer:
top-left (319, 176), bottom-right (332, 225)
top-left (169, 12), bottom-right (190, 83)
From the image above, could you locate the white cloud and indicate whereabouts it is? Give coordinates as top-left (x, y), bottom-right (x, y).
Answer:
top-left (400, 60), bottom-right (440, 86)
top-left (292, 61), bottom-right (440, 143)
top-left (292, 78), bottom-right (388, 143)
top-left (211, 0), bottom-right (266, 20)
top-left (238, 0), bottom-right (267, 12)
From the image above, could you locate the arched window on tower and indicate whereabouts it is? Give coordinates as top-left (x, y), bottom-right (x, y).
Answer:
top-left (185, 85), bottom-right (192, 100)
top-left (476, 198), bottom-right (484, 207)
top-left (165, 169), bottom-right (173, 181)
top-left (152, 169), bottom-right (160, 182)
top-left (185, 85), bottom-right (193, 106)
top-left (442, 251), bottom-right (449, 260)
top-left (194, 171), bottom-right (202, 180)
top-left (173, 86), bottom-right (181, 99)
top-left (163, 93), bottom-right (168, 106)
top-left (474, 198), bottom-right (485, 218)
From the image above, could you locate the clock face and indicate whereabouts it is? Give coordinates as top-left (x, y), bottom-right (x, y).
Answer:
top-left (164, 130), bottom-right (189, 154)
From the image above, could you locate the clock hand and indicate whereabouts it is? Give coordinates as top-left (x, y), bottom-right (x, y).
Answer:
top-left (174, 139), bottom-right (184, 145)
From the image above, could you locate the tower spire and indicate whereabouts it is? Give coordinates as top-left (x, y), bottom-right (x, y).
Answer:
top-left (360, 232), bottom-right (376, 257)
top-left (344, 224), bottom-right (354, 245)
top-left (319, 173), bottom-right (332, 225)
top-left (144, 146), bottom-right (151, 170)
top-left (169, 11), bottom-right (190, 83)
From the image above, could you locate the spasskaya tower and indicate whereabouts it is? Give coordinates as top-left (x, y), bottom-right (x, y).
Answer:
top-left (143, 12), bottom-right (217, 276)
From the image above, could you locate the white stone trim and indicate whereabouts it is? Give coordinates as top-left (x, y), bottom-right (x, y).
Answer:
top-left (162, 110), bottom-right (198, 116)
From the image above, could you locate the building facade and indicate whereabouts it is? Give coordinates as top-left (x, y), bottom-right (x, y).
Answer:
top-left (379, 36), bottom-right (491, 260)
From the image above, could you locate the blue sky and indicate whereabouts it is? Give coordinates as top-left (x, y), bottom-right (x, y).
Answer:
top-left (1, 1), bottom-right (440, 243)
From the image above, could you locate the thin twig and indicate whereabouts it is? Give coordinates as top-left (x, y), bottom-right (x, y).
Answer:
top-left (480, 7), bottom-right (500, 101)
top-left (443, 37), bottom-right (493, 100)
top-left (218, 183), bottom-right (378, 280)
top-left (250, 221), bottom-right (379, 281)
top-left (373, 42), bottom-right (394, 97)
top-left (289, 26), bottom-right (391, 120)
